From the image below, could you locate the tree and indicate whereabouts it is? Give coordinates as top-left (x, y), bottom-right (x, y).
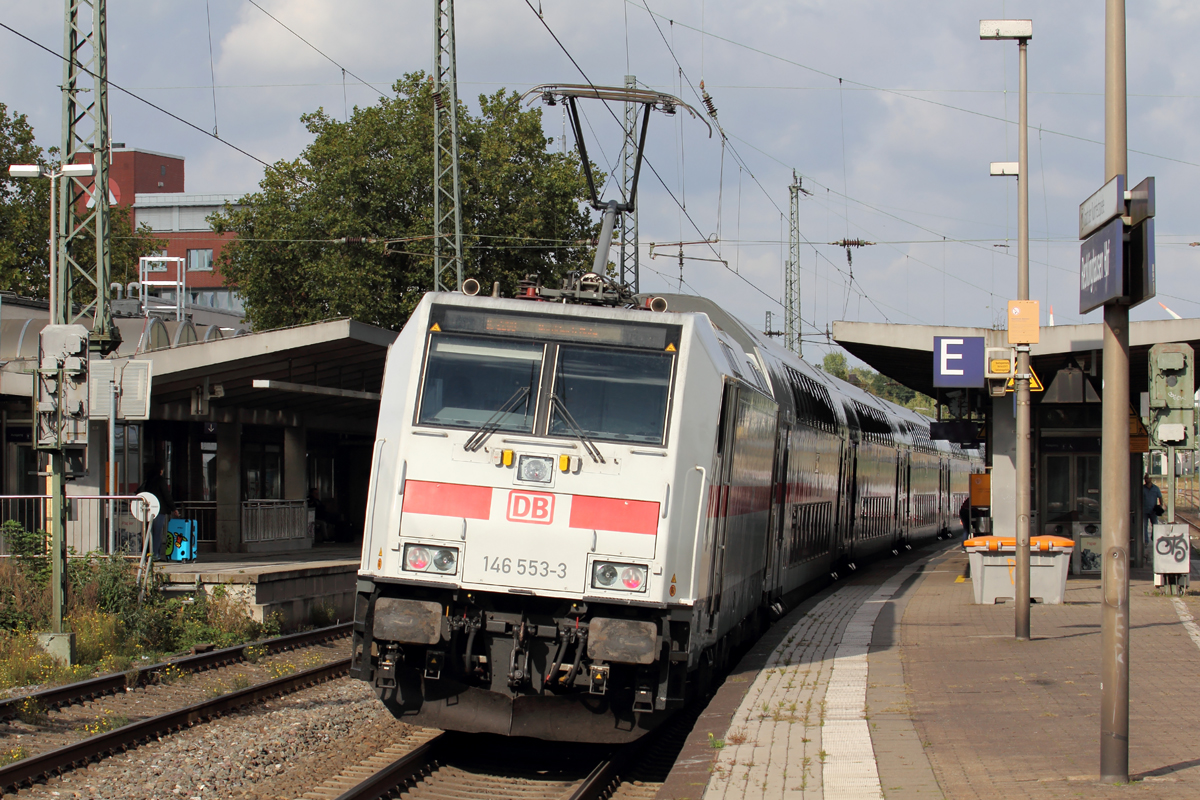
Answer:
top-left (0, 102), bottom-right (161, 300)
top-left (211, 73), bottom-right (599, 331)
top-left (820, 347), bottom-right (933, 416)
top-left (821, 351), bottom-right (849, 380)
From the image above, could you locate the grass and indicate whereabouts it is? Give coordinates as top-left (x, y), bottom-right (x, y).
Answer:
top-left (0, 746), bottom-right (28, 767)
top-left (78, 709), bottom-right (130, 736)
top-left (0, 519), bottom-right (291, 694)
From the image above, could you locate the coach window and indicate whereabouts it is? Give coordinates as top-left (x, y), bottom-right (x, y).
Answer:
top-left (417, 334), bottom-right (543, 432)
top-left (549, 346), bottom-right (673, 444)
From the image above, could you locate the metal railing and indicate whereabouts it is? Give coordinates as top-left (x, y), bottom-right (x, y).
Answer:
top-left (241, 499), bottom-right (310, 542)
top-left (0, 495), bottom-right (149, 556)
top-left (177, 500), bottom-right (217, 543)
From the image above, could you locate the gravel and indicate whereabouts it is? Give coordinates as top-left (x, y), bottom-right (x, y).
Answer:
top-left (10, 678), bottom-right (417, 800)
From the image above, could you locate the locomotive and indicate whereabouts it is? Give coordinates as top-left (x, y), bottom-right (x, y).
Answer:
top-left (349, 284), bottom-right (979, 742)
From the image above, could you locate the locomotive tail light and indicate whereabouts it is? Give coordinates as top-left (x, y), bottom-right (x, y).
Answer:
top-left (403, 544), bottom-right (459, 575)
top-left (517, 454), bottom-right (555, 483)
top-left (492, 449), bottom-right (503, 466)
top-left (502, 449), bottom-right (514, 467)
top-left (591, 561), bottom-right (648, 592)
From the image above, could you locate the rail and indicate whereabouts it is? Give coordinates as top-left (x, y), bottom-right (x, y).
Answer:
top-left (0, 657), bottom-right (350, 794)
top-left (0, 622), bottom-right (351, 721)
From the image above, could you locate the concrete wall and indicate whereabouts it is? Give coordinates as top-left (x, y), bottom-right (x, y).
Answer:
top-left (216, 421), bottom-right (241, 552)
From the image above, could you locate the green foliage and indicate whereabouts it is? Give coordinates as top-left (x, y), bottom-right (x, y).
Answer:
top-left (820, 349), bottom-right (934, 416)
top-left (211, 72), bottom-right (599, 331)
top-left (0, 102), bottom-right (162, 299)
top-left (0, 521), bottom-right (282, 691)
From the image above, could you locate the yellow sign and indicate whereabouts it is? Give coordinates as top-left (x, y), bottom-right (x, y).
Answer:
top-left (1004, 365), bottom-right (1044, 392)
top-left (1129, 410), bottom-right (1149, 453)
top-left (989, 358), bottom-right (1013, 375)
top-left (1007, 300), bottom-right (1040, 344)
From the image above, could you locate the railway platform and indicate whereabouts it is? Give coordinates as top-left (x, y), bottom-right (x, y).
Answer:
top-left (660, 539), bottom-right (1200, 799)
top-left (156, 545), bottom-right (360, 628)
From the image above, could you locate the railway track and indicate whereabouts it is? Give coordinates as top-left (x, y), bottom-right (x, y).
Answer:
top-left (305, 692), bottom-right (702, 800)
top-left (0, 624), bottom-right (352, 794)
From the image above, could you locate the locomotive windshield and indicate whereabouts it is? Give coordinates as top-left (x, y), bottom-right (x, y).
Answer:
top-left (549, 346), bottom-right (673, 444)
top-left (417, 335), bottom-right (542, 432)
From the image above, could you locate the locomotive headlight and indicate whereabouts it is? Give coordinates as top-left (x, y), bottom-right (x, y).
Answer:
top-left (404, 544), bottom-right (459, 575)
top-left (591, 561), bottom-right (648, 593)
top-left (517, 454), bottom-right (555, 483)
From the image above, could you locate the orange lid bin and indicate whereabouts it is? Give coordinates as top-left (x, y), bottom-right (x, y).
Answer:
top-left (963, 535), bottom-right (1074, 552)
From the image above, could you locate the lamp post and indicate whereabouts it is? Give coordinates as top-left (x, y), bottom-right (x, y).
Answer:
top-left (981, 20), bottom-right (1033, 640)
top-left (7, 161), bottom-right (95, 642)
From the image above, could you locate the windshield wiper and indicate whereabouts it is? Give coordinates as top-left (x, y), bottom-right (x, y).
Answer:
top-left (463, 386), bottom-right (531, 452)
top-left (551, 394), bottom-right (605, 463)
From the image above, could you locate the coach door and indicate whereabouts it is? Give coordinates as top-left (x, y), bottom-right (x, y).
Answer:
top-left (763, 422), bottom-right (790, 602)
top-left (705, 382), bottom-right (741, 625)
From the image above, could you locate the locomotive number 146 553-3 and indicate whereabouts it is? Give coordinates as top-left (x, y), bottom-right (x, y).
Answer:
top-left (482, 555), bottom-right (567, 579)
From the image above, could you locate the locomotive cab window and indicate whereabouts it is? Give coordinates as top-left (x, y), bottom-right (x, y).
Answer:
top-left (417, 334), bottom-right (543, 432)
top-left (549, 346), bottom-right (674, 444)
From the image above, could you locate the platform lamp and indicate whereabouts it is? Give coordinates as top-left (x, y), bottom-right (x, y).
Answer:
top-left (980, 19), bottom-right (1033, 641)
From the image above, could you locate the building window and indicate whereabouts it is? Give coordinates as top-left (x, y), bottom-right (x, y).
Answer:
top-left (187, 248), bottom-right (214, 271)
top-left (160, 165), bottom-right (166, 176)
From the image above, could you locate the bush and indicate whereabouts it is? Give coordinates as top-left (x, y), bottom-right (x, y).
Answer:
top-left (0, 521), bottom-right (281, 692)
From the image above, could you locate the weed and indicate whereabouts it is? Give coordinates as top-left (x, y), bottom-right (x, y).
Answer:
top-left (78, 709), bottom-right (129, 736)
top-left (16, 697), bottom-right (47, 725)
top-left (155, 664), bottom-right (186, 685)
top-left (243, 644), bottom-right (268, 664)
top-left (726, 727), bottom-right (747, 745)
top-left (266, 661), bottom-right (297, 679)
top-left (818, 750), bottom-right (828, 762)
top-left (310, 603), bottom-right (338, 628)
top-left (0, 746), bottom-right (28, 767)
top-left (707, 732), bottom-right (725, 749)
top-left (230, 673), bottom-right (252, 691)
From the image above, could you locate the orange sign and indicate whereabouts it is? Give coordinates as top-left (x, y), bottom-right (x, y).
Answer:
top-left (1129, 411), bottom-right (1149, 453)
top-left (1007, 300), bottom-right (1040, 344)
top-left (969, 473), bottom-right (991, 508)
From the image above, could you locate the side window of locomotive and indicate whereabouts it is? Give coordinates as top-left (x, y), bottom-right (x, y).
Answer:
top-left (416, 334), bottom-right (543, 432)
top-left (549, 346), bottom-right (674, 444)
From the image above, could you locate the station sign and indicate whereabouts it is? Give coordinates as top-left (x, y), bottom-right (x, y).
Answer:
top-left (1007, 300), bottom-right (1039, 344)
top-left (933, 336), bottom-right (984, 388)
top-left (1079, 174), bottom-right (1124, 240)
top-left (1079, 217), bottom-right (1124, 314)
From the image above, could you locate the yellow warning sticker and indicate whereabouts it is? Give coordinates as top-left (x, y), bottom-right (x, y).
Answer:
top-left (430, 322), bottom-right (441, 331)
top-left (665, 343), bottom-right (676, 352)
top-left (671, 574), bottom-right (677, 583)
top-left (1004, 365), bottom-right (1044, 392)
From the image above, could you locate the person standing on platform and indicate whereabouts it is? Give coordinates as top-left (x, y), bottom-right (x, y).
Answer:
top-left (959, 496), bottom-right (971, 537)
top-left (138, 464), bottom-right (178, 559)
top-left (1142, 473), bottom-right (1164, 545)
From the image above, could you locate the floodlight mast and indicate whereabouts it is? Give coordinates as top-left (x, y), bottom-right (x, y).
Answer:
top-left (526, 84), bottom-right (711, 280)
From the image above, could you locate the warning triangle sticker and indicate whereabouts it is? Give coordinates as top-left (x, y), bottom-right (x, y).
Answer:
top-left (671, 574), bottom-right (677, 583)
top-left (430, 322), bottom-right (441, 331)
top-left (1005, 365), bottom-right (1044, 392)
top-left (665, 343), bottom-right (676, 352)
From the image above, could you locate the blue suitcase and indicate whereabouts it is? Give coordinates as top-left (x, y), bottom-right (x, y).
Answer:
top-left (164, 519), bottom-right (198, 562)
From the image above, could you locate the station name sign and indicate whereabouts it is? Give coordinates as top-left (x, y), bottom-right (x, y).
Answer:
top-left (1079, 218), bottom-right (1124, 314)
top-left (1079, 174), bottom-right (1124, 240)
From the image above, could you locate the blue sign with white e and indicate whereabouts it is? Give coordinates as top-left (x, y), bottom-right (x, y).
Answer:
top-left (933, 336), bottom-right (985, 388)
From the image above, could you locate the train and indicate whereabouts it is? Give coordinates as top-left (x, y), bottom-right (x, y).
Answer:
top-left (349, 281), bottom-right (980, 742)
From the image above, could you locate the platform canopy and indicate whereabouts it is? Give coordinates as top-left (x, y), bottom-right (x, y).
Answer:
top-left (832, 318), bottom-right (1200, 400)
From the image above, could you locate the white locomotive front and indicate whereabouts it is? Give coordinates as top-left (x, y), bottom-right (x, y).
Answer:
top-left (352, 292), bottom-right (733, 741)
top-left (351, 289), bottom-right (978, 742)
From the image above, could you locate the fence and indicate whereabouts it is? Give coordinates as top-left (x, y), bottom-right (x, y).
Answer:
top-left (0, 495), bottom-right (149, 556)
top-left (241, 499), bottom-right (310, 543)
top-left (177, 501), bottom-right (217, 543)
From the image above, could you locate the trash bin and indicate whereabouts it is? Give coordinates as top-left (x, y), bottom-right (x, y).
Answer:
top-left (963, 535), bottom-right (1074, 604)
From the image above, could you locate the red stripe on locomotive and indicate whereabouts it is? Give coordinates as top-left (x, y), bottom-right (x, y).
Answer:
top-left (402, 480), bottom-right (493, 519)
top-left (569, 495), bottom-right (660, 535)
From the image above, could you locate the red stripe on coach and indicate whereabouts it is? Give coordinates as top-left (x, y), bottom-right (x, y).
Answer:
top-left (402, 481), bottom-right (492, 520)
top-left (569, 495), bottom-right (660, 535)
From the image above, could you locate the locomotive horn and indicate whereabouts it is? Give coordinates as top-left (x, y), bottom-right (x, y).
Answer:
top-left (462, 278), bottom-right (481, 296)
top-left (646, 296), bottom-right (668, 312)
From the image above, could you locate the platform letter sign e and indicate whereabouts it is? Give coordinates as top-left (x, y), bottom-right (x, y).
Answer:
top-left (933, 336), bottom-right (985, 388)
top-left (507, 490), bottom-right (555, 525)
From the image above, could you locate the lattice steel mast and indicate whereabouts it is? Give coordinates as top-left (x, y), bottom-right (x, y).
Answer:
top-left (432, 0), bottom-right (464, 292)
top-left (60, 0), bottom-right (118, 353)
top-left (620, 75), bottom-right (640, 293)
top-left (785, 171), bottom-right (801, 356)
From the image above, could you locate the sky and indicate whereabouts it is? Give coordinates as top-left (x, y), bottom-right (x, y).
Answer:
top-left (3, 1), bottom-right (1199, 362)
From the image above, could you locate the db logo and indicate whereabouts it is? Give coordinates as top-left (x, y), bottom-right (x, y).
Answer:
top-left (506, 490), bottom-right (555, 525)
